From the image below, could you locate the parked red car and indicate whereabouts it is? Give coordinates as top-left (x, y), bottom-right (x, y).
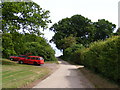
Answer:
top-left (18, 56), bottom-right (44, 65)
top-left (9, 55), bottom-right (27, 61)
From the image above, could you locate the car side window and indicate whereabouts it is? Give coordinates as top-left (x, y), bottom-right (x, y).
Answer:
top-left (26, 57), bottom-right (31, 59)
top-left (36, 58), bottom-right (40, 60)
top-left (31, 57), bottom-right (35, 60)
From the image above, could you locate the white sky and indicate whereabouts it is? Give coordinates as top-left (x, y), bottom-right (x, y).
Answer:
top-left (33, 0), bottom-right (119, 57)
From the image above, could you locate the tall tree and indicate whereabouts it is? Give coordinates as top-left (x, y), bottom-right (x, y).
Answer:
top-left (50, 14), bottom-right (95, 50)
top-left (2, 2), bottom-right (51, 35)
top-left (1, 1), bottom-right (57, 61)
top-left (50, 15), bottom-right (116, 52)
top-left (93, 19), bottom-right (116, 41)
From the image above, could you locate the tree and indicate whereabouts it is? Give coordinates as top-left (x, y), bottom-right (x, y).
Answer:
top-left (11, 32), bottom-right (26, 55)
top-left (24, 35), bottom-right (56, 61)
top-left (1, 1), bottom-right (57, 61)
top-left (62, 35), bottom-right (76, 50)
top-left (2, 33), bottom-right (16, 58)
top-left (2, 33), bottom-right (57, 61)
top-left (50, 15), bottom-right (116, 53)
top-left (50, 14), bottom-right (95, 50)
top-left (93, 19), bottom-right (116, 41)
top-left (2, 2), bottom-right (51, 35)
top-left (64, 44), bottom-right (84, 57)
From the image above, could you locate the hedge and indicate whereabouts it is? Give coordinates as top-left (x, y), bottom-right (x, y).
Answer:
top-left (80, 36), bottom-right (120, 84)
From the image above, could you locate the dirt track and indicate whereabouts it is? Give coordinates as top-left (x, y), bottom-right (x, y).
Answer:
top-left (33, 59), bottom-right (94, 88)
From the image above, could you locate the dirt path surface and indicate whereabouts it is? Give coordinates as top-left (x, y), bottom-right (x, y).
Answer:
top-left (33, 59), bottom-right (94, 88)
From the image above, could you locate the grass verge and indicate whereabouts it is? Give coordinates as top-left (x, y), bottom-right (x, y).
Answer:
top-left (2, 59), bottom-right (50, 88)
top-left (79, 67), bottom-right (119, 88)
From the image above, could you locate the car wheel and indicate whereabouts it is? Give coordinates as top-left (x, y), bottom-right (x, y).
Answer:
top-left (34, 62), bottom-right (38, 66)
top-left (19, 61), bottom-right (24, 64)
top-left (10, 58), bottom-right (14, 61)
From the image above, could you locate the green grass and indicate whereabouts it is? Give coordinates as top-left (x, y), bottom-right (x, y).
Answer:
top-left (2, 59), bottom-right (50, 88)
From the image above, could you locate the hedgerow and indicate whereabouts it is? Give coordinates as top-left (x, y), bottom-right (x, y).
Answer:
top-left (80, 36), bottom-right (120, 83)
top-left (63, 36), bottom-right (120, 84)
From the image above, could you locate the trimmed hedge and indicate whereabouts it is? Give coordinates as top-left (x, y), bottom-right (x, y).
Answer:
top-left (62, 36), bottom-right (120, 84)
top-left (80, 36), bottom-right (120, 84)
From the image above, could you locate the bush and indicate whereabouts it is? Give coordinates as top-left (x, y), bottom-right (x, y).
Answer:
top-left (2, 33), bottom-right (16, 58)
top-left (81, 36), bottom-right (120, 84)
top-left (2, 33), bottom-right (57, 61)
top-left (62, 36), bottom-right (119, 84)
top-left (64, 44), bottom-right (85, 64)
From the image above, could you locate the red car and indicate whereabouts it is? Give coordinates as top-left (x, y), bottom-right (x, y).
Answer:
top-left (9, 55), bottom-right (27, 61)
top-left (18, 56), bottom-right (44, 65)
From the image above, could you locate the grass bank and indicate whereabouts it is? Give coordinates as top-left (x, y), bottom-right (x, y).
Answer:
top-left (79, 67), bottom-right (119, 88)
top-left (2, 59), bottom-right (51, 88)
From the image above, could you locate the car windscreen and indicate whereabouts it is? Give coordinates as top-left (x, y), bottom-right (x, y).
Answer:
top-left (36, 57), bottom-right (44, 60)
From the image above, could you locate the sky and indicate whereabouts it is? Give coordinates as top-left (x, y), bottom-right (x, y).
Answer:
top-left (32, 0), bottom-right (120, 57)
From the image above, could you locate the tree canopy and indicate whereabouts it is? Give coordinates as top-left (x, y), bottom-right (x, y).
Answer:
top-left (2, 1), bottom-right (56, 61)
top-left (2, 33), bottom-right (56, 61)
top-left (50, 14), bottom-right (116, 51)
top-left (2, 2), bottom-right (51, 35)
top-left (93, 19), bottom-right (116, 41)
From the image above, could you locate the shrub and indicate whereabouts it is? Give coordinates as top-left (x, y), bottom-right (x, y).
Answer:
top-left (64, 44), bottom-right (85, 64)
top-left (81, 36), bottom-right (120, 84)
top-left (2, 33), bottom-right (57, 61)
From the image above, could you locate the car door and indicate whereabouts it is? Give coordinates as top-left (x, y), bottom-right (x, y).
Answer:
top-left (24, 57), bottom-right (31, 63)
top-left (28, 57), bottom-right (36, 64)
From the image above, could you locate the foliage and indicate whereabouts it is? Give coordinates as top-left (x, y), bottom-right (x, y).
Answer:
top-left (64, 44), bottom-right (85, 64)
top-left (50, 14), bottom-right (116, 53)
top-left (93, 19), bottom-right (116, 41)
top-left (11, 32), bottom-right (26, 55)
top-left (2, 33), bottom-right (57, 61)
top-left (24, 41), bottom-right (56, 61)
top-left (50, 15), bottom-right (95, 50)
top-left (114, 28), bottom-right (120, 35)
top-left (2, 2), bottom-right (51, 35)
top-left (2, 33), bottom-right (16, 58)
top-left (80, 36), bottom-right (120, 84)
top-left (2, 1), bottom-right (56, 61)
top-left (54, 35), bottom-right (77, 54)
top-left (62, 35), bottom-right (76, 49)
top-left (61, 36), bottom-right (119, 84)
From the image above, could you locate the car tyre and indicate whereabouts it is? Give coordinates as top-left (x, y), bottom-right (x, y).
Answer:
top-left (19, 61), bottom-right (24, 64)
top-left (34, 62), bottom-right (38, 66)
top-left (10, 58), bottom-right (14, 61)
